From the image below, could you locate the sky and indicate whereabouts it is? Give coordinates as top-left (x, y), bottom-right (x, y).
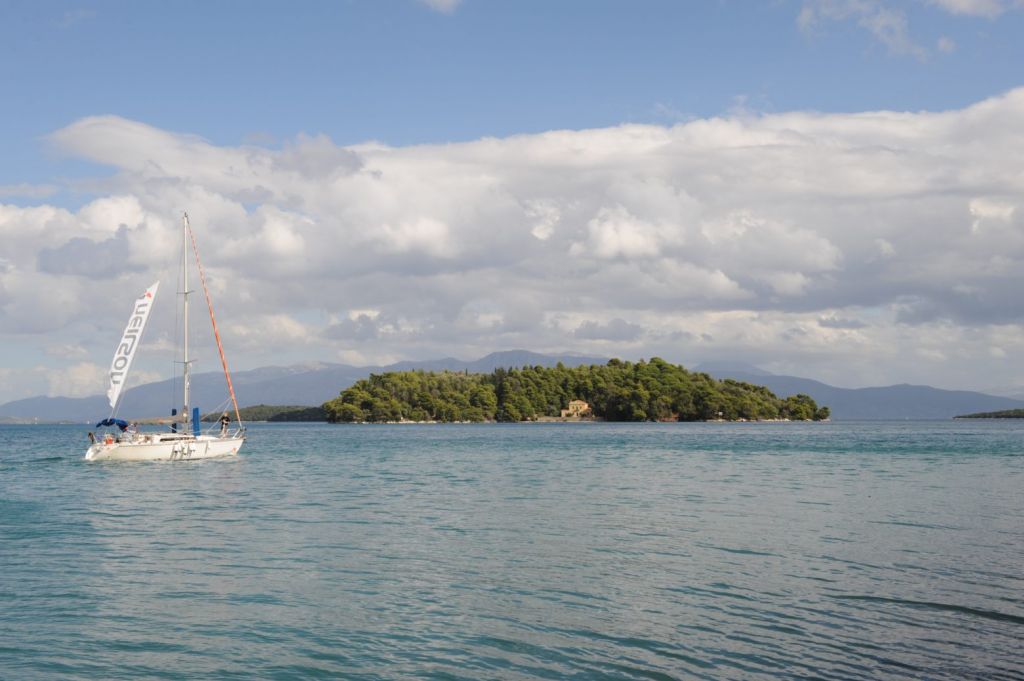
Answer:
top-left (2, 0), bottom-right (1024, 404)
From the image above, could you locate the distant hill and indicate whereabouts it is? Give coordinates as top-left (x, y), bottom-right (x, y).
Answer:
top-left (954, 408), bottom-right (1024, 419)
top-left (382, 350), bottom-right (608, 375)
top-left (200, 405), bottom-right (328, 422)
top-left (0, 415), bottom-right (38, 424)
top-left (12, 351), bottom-right (1015, 422)
top-left (694, 361), bottom-right (772, 377)
top-left (701, 369), bottom-right (1024, 420)
top-left (0, 350), bottom-right (608, 423)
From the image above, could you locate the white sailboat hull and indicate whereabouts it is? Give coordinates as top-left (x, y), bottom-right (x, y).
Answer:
top-left (85, 434), bottom-right (244, 462)
top-left (86, 213), bottom-right (247, 463)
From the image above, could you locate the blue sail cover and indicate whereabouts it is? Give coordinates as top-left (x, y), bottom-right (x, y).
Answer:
top-left (95, 418), bottom-right (129, 431)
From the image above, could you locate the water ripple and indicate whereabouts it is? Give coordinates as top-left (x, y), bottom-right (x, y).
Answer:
top-left (830, 594), bottom-right (1024, 626)
top-left (1, 421), bottom-right (1023, 679)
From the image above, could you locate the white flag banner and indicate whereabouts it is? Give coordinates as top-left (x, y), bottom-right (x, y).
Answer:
top-left (107, 281), bottom-right (160, 410)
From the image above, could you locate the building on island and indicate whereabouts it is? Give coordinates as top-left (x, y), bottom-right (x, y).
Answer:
top-left (560, 400), bottom-right (591, 418)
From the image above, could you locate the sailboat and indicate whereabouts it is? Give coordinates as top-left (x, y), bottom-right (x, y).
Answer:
top-left (85, 213), bottom-right (245, 461)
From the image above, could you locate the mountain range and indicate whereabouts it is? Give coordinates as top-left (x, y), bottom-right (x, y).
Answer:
top-left (0, 351), bottom-right (605, 423)
top-left (692, 363), bottom-right (1024, 420)
top-left (1, 351), bottom-right (1021, 422)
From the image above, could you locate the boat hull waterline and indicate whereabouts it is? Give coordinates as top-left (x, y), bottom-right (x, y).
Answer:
top-left (85, 434), bottom-right (244, 462)
top-left (85, 213), bottom-right (246, 463)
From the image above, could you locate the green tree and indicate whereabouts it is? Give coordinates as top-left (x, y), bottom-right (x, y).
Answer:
top-left (321, 359), bottom-right (827, 424)
top-left (782, 394), bottom-right (817, 421)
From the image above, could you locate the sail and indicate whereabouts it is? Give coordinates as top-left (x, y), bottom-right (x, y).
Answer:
top-left (107, 281), bottom-right (160, 410)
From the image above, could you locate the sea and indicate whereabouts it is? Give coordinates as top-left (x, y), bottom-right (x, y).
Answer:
top-left (1, 421), bottom-right (1021, 680)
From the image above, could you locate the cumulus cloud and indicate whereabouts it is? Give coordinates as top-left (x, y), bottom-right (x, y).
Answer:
top-left (48, 362), bottom-right (108, 398)
top-left (0, 361), bottom-right (115, 404)
top-left (227, 313), bottom-right (317, 352)
top-left (326, 313), bottom-right (384, 342)
top-left (37, 225), bottom-right (145, 278)
top-left (574, 318), bottom-right (644, 342)
top-left (3, 88), bottom-right (1024, 399)
top-left (818, 314), bottom-right (868, 329)
top-left (45, 343), bottom-right (90, 359)
top-left (571, 205), bottom-right (674, 259)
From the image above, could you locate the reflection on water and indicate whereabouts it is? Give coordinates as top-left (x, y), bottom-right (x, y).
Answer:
top-left (1, 421), bottom-right (1022, 679)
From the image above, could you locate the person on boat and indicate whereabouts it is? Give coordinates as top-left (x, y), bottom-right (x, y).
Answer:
top-left (88, 432), bottom-right (95, 444)
top-left (219, 412), bottom-right (230, 436)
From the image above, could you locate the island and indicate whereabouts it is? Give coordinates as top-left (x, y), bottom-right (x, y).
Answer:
top-left (201, 405), bottom-right (327, 422)
top-left (953, 408), bottom-right (1024, 419)
top-left (323, 358), bottom-right (829, 423)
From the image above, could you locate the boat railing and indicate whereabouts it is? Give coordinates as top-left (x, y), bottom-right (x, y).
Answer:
top-left (95, 419), bottom-right (242, 445)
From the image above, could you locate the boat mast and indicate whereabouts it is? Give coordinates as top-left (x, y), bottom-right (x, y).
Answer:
top-left (181, 212), bottom-right (192, 426)
top-left (186, 216), bottom-right (244, 430)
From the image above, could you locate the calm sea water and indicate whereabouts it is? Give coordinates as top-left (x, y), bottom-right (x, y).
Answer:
top-left (1, 421), bottom-right (1022, 680)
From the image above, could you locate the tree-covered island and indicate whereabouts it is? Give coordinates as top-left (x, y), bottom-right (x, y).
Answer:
top-left (201, 405), bottom-right (327, 422)
top-left (323, 358), bottom-right (829, 423)
top-left (954, 408), bottom-right (1024, 419)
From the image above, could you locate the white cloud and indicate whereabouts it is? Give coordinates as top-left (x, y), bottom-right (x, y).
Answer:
top-left (928, 0), bottom-right (1015, 17)
top-left (969, 197), bottom-right (1015, 233)
top-left (378, 217), bottom-right (455, 258)
top-left (764, 271), bottom-right (813, 297)
top-left (48, 362), bottom-right (108, 398)
top-left (571, 205), bottom-right (671, 259)
top-left (418, 0), bottom-right (462, 13)
top-left (525, 200), bottom-right (560, 240)
top-left (574, 318), bottom-right (644, 342)
top-left (3, 88), bottom-right (1024, 399)
top-left (800, 0), bottom-right (1022, 59)
top-left (861, 5), bottom-right (927, 58)
top-left (45, 343), bottom-right (90, 359)
top-left (227, 314), bottom-right (316, 352)
top-left (799, 1), bottom-right (927, 59)
top-left (0, 361), bottom-right (111, 404)
top-left (0, 183), bottom-right (57, 199)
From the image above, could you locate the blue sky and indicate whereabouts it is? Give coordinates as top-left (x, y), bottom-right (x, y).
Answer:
top-left (4, 0), bottom-right (1023, 191)
top-left (2, 0), bottom-right (1024, 404)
